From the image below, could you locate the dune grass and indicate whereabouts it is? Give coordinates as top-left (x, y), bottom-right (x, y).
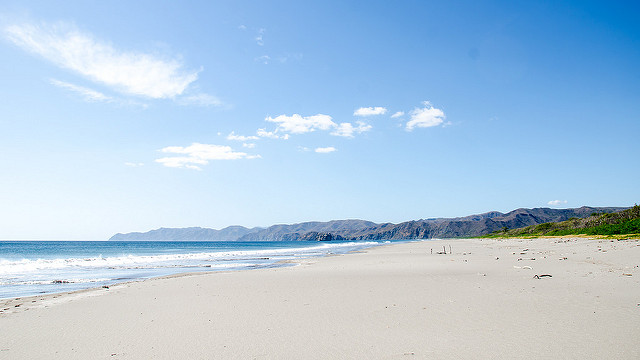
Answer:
top-left (483, 205), bottom-right (640, 239)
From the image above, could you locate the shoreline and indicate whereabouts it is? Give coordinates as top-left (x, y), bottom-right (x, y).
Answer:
top-left (0, 239), bottom-right (391, 302)
top-left (0, 240), bottom-right (398, 312)
top-left (2, 237), bottom-right (640, 359)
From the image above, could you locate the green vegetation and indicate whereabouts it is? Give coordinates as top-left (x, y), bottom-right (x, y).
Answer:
top-left (483, 205), bottom-right (640, 239)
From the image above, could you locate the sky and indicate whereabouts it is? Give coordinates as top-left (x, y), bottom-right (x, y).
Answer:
top-left (0, 0), bottom-right (638, 240)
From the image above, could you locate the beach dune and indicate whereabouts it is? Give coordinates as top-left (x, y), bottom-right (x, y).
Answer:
top-left (2, 238), bottom-right (639, 359)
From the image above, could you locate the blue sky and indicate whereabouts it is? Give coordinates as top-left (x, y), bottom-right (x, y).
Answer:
top-left (1, 1), bottom-right (638, 240)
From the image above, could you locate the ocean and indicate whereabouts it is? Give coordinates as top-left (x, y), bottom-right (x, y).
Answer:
top-left (0, 240), bottom-right (395, 299)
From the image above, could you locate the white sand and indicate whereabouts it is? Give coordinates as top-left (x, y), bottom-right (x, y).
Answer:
top-left (1, 237), bottom-right (640, 359)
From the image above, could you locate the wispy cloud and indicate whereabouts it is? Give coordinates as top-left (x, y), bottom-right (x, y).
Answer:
top-left (257, 128), bottom-right (289, 140)
top-left (277, 53), bottom-right (303, 63)
top-left (256, 28), bottom-right (265, 46)
top-left (391, 111), bottom-right (404, 118)
top-left (255, 55), bottom-right (270, 64)
top-left (547, 200), bottom-right (568, 206)
top-left (265, 114), bottom-right (336, 134)
top-left (49, 79), bottom-right (112, 103)
top-left (227, 132), bottom-right (259, 141)
top-left (176, 93), bottom-right (223, 107)
top-left (4, 21), bottom-right (207, 101)
top-left (125, 162), bottom-right (144, 167)
top-left (156, 143), bottom-right (260, 170)
top-left (50, 78), bottom-right (148, 107)
top-left (256, 53), bottom-right (303, 65)
top-left (354, 106), bottom-right (387, 116)
top-left (331, 121), bottom-right (372, 138)
top-left (406, 101), bottom-right (446, 131)
top-left (315, 147), bottom-right (337, 153)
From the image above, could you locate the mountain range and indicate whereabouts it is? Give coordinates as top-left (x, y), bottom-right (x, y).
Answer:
top-left (109, 206), bottom-right (626, 241)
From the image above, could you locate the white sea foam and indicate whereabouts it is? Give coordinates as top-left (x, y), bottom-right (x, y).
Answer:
top-left (0, 240), bottom-right (386, 299)
top-left (0, 241), bottom-right (379, 275)
top-left (0, 278), bottom-right (113, 286)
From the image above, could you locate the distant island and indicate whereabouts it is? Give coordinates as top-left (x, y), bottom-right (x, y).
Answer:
top-left (109, 206), bottom-right (628, 241)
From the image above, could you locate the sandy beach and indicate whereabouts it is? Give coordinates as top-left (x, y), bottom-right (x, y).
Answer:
top-left (1, 237), bottom-right (639, 359)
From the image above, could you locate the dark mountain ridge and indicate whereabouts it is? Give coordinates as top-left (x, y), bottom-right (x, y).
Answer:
top-left (109, 206), bottom-right (626, 241)
top-left (237, 219), bottom-right (378, 241)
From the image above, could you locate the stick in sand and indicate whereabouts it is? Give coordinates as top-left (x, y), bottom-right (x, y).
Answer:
top-left (533, 274), bottom-right (552, 279)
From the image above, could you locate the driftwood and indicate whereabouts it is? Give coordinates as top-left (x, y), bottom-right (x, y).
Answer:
top-left (533, 274), bottom-right (552, 279)
top-left (433, 245), bottom-right (452, 255)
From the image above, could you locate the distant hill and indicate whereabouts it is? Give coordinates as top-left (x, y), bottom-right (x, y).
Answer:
top-left (281, 206), bottom-right (625, 241)
top-left (109, 206), bottom-right (627, 241)
top-left (237, 219), bottom-right (378, 241)
top-left (109, 226), bottom-right (261, 241)
top-left (484, 205), bottom-right (640, 238)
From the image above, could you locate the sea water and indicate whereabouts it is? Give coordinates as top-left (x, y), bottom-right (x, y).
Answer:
top-left (0, 240), bottom-right (394, 299)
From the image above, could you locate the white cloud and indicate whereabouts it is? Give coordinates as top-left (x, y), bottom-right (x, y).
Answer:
top-left (261, 113), bottom-right (374, 140)
top-left (4, 21), bottom-right (200, 99)
top-left (547, 200), bottom-right (568, 206)
top-left (331, 121), bottom-right (372, 138)
top-left (354, 106), bottom-right (387, 116)
top-left (266, 114), bottom-right (336, 134)
top-left (227, 132), bottom-right (259, 141)
top-left (406, 101), bottom-right (446, 131)
top-left (315, 147), bottom-right (336, 153)
top-left (242, 143), bottom-right (256, 149)
top-left (156, 156), bottom-right (207, 171)
top-left (156, 143), bottom-right (260, 170)
top-left (391, 111), bottom-right (404, 118)
top-left (49, 79), bottom-right (112, 102)
top-left (238, 25), bottom-right (247, 30)
top-left (125, 162), bottom-right (144, 167)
